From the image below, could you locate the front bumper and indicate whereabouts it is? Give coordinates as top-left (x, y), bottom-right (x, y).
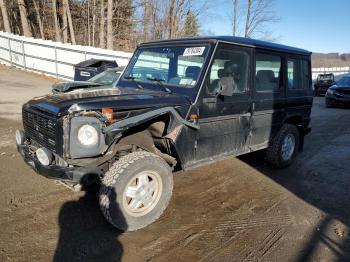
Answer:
top-left (17, 143), bottom-right (101, 183)
top-left (326, 94), bottom-right (350, 105)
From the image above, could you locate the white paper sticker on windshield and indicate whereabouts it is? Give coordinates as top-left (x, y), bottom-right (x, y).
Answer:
top-left (183, 47), bottom-right (205, 56)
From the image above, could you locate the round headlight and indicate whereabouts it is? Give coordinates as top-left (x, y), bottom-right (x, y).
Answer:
top-left (36, 148), bottom-right (52, 166)
top-left (77, 124), bottom-right (99, 147)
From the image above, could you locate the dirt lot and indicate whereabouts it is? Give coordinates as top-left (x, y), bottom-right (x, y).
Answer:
top-left (1, 66), bottom-right (350, 261)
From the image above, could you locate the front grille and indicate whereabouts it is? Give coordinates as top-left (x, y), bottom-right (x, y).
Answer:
top-left (22, 108), bottom-right (58, 152)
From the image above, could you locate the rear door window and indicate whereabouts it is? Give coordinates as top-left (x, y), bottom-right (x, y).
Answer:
top-left (287, 59), bottom-right (302, 90)
top-left (287, 58), bottom-right (310, 90)
top-left (255, 54), bottom-right (282, 92)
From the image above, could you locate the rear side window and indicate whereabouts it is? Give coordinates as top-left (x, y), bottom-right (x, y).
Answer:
top-left (255, 54), bottom-right (281, 92)
top-left (302, 60), bottom-right (311, 90)
top-left (287, 58), bottom-right (310, 90)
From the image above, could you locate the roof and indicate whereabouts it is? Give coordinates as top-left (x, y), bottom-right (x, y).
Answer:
top-left (140, 36), bottom-right (311, 56)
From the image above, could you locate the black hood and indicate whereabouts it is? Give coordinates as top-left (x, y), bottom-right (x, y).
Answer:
top-left (26, 87), bottom-right (191, 116)
top-left (52, 81), bottom-right (103, 93)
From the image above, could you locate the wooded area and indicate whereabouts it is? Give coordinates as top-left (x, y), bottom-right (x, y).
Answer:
top-left (0, 0), bottom-right (201, 51)
top-left (1, 0), bottom-right (349, 68)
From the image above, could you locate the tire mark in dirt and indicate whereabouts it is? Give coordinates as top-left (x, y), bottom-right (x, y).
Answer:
top-left (264, 196), bottom-right (289, 214)
top-left (240, 228), bottom-right (285, 262)
top-left (142, 213), bottom-right (291, 261)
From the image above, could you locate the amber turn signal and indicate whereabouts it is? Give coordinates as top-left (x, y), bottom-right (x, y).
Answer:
top-left (189, 113), bottom-right (199, 121)
top-left (102, 108), bottom-right (115, 123)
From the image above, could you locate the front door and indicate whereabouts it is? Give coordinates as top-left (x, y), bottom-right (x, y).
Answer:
top-left (194, 43), bottom-right (253, 163)
top-left (250, 51), bottom-right (286, 147)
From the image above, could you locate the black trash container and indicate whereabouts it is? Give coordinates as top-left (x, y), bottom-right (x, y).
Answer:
top-left (73, 59), bottom-right (118, 81)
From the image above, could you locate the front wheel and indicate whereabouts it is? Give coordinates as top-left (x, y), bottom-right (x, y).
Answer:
top-left (266, 124), bottom-right (300, 168)
top-left (99, 151), bottom-right (173, 231)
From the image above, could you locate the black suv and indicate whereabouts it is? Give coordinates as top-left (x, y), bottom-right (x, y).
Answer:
top-left (16, 36), bottom-right (313, 231)
top-left (314, 73), bottom-right (335, 96)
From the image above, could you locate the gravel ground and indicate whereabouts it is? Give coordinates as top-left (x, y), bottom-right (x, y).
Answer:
top-left (1, 66), bottom-right (350, 261)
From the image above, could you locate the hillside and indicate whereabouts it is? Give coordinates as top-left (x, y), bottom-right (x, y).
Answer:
top-left (312, 53), bottom-right (350, 68)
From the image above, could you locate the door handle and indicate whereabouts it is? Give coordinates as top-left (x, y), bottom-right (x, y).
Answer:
top-left (251, 102), bottom-right (255, 112)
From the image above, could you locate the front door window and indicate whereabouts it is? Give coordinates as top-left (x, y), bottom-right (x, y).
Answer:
top-left (206, 46), bottom-right (250, 96)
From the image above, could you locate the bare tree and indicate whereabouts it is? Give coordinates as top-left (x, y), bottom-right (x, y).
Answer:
top-left (52, 0), bottom-right (61, 41)
top-left (17, 0), bottom-right (33, 37)
top-left (141, 0), bottom-right (150, 42)
top-left (99, 0), bottom-right (105, 48)
top-left (0, 0), bottom-right (206, 51)
top-left (63, 0), bottom-right (75, 44)
top-left (0, 0), bottom-right (10, 32)
top-left (244, 0), bottom-right (251, 37)
top-left (233, 0), bottom-right (238, 36)
top-left (106, 0), bottom-right (113, 49)
top-left (33, 0), bottom-right (44, 39)
top-left (244, 0), bottom-right (278, 38)
top-left (62, 0), bottom-right (68, 43)
top-left (92, 0), bottom-right (96, 46)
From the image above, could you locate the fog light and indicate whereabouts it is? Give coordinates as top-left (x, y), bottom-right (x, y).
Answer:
top-left (15, 130), bottom-right (25, 145)
top-left (36, 148), bottom-right (53, 166)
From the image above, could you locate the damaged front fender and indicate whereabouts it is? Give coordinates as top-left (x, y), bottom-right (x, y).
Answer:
top-left (104, 107), bottom-right (199, 145)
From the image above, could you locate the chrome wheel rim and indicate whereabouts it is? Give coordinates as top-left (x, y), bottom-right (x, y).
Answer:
top-left (123, 171), bottom-right (162, 217)
top-left (281, 134), bottom-right (296, 161)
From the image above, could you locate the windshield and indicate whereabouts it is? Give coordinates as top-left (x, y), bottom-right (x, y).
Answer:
top-left (89, 70), bottom-right (122, 86)
top-left (337, 76), bottom-right (350, 86)
top-left (122, 45), bottom-right (210, 93)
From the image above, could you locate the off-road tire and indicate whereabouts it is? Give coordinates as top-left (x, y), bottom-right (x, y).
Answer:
top-left (266, 124), bottom-right (300, 168)
top-left (99, 151), bottom-right (173, 231)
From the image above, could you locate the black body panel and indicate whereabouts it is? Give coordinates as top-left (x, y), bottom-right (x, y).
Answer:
top-left (18, 36), bottom-right (313, 181)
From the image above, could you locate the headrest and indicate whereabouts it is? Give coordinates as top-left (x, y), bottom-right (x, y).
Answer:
top-left (185, 66), bottom-right (201, 78)
top-left (223, 61), bottom-right (237, 74)
top-left (257, 70), bottom-right (275, 81)
top-left (218, 69), bottom-right (225, 78)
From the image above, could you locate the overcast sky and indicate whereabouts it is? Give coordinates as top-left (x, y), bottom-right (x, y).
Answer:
top-left (198, 0), bottom-right (350, 54)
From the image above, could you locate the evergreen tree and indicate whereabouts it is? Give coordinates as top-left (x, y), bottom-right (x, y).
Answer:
top-left (183, 11), bottom-right (199, 37)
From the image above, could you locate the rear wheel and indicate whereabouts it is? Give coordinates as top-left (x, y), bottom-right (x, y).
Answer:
top-left (266, 124), bottom-right (299, 168)
top-left (99, 151), bottom-right (173, 231)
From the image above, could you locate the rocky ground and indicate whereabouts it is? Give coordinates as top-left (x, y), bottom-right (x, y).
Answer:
top-left (1, 66), bottom-right (350, 261)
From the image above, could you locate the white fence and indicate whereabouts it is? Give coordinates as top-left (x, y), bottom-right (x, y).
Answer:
top-left (0, 32), bottom-right (349, 81)
top-left (0, 31), bottom-right (132, 80)
top-left (312, 67), bottom-right (350, 80)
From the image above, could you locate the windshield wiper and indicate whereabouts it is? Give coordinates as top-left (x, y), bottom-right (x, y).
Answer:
top-left (124, 76), bottom-right (144, 89)
top-left (146, 77), bottom-right (172, 94)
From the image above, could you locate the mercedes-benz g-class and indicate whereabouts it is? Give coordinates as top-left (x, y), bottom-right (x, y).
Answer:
top-left (16, 36), bottom-right (313, 231)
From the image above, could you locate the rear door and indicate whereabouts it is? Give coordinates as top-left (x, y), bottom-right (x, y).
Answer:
top-left (285, 56), bottom-right (313, 123)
